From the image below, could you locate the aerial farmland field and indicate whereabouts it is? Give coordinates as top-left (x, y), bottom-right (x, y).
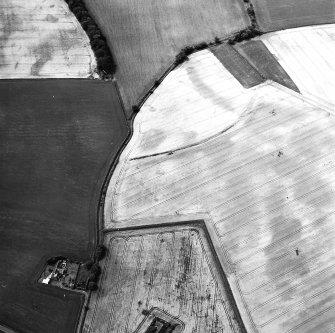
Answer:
top-left (0, 80), bottom-right (128, 333)
top-left (260, 24), bottom-right (335, 107)
top-left (251, 0), bottom-right (335, 31)
top-left (83, 0), bottom-right (250, 115)
top-left (232, 40), bottom-right (299, 92)
top-left (125, 50), bottom-right (257, 158)
top-left (0, 0), bottom-right (96, 78)
top-left (83, 224), bottom-right (245, 333)
top-left (3, 0), bottom-right (335, 331)
top-left (104, 51), bottom-right (335, 333)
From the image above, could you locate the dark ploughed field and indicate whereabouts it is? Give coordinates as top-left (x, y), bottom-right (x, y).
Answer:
top-left (84, 0), bottom-right (250, 116)
top-left (252, 0), bottom-right (335, 31)
top-left (0, 80), bottom-right (128, 333)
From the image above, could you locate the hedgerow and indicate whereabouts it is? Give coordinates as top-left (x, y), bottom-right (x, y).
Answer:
top-left (242, 0), bottom-right (259, 29)
top-left (227, 26), bottom-right (262, 45)
top-left (64, 0), bottom-right (116, 76)
top-left (174, 41), bottom-right (209, 65)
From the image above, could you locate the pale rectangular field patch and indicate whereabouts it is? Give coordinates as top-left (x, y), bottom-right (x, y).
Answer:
top-left (261, 24), bottom-right (335, 107)
top-left (0, 0), bottom-right (96, 78)
top-left (84, 223), bottom-right (245, 333)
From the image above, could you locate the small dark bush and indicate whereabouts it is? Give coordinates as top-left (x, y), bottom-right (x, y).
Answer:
top-left (98, 56), bottom-right (116, 73)
top-left (84, 260), bottom-right (94, 269)
top-left (247, 7), bottom-right (255, 16)
top-left (87, 28), bottom-right (100, 39)
top-left (95, 244), bottom-right (107, 261)
top-left (95, 49), bottom-right (107, 58)
top-left (75, 10), bottom-right (88, 20)
top-left (214, 36), bottom-right (221, 44)
top-left (92, 33), bottom-right (102, 40)
top-left (228, 26), bottom-right (261, 45)
top-left (181, 46), bottom-right (194, 55)
top-left (174, 51), bottom-right (188, 65)
top-left (81, 17), bottom-right (94, 28)
top-left (154, 80), bottom-right (160, 87)
top-left (47, 256), bottom-right (66, 265)
top-left (91, 39), bottom-right (106, 49)
top-left (71, 6), bottom-right (82, 15)
top-left (142, 309), bottom-right (150, 316)
top-left (194, 42), bottom-right (208, 51)
top-left (87, 281), bottom-right (98, 291)
top-left (86, 24), bottom-right (97, 31)
top-left (240, 30), bottom-right (250, 40)
top-left (91, 263), bottom-right (101, 275)
top-left (132, 105), bottom-right (140, 113)
top-left (88, 271), bottom-right (98, 282)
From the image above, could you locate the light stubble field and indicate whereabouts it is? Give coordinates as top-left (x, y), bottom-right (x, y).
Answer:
top-left (84, 0), bottom-right (250, 116)
top-left (260, 24), bottom-right (335, 108)
top-left (104, 50), bottom-right (335, 333)
top-left (84, 224), bottom-right (244, 333)
top-left (0, 0), bottom-right (96, 78)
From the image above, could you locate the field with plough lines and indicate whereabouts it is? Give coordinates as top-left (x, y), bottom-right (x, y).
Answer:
top-left (260, 24), bottom-right (335, 107)
top-left (0, 80), bottom-right (128, 333)
top-left (0, 0), bottom-right (96, 78)
top-left (233, 40), bottom-right (299, 93)
top-left (104, 49), bottom-right (335, 332)
top-left (252, 0), bottom-right (335, 31)
top-left (128, 50), bottom-right (255, 158)
top-left (83, 224), bottom-right (244, 333)
top-left (84, 0), bottom-right (250, 115)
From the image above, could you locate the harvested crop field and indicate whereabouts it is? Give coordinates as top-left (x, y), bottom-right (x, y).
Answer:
top-left (0, 80), bottom-right (128, 333)
top-left (251, 0), bottom-right (335, 31)
top-left (117, 50), bottom-right (256, 158)
top-left (0, 0), bottom-right (96, 78)
top-left (83, 223), bottom-right (244, 333)
top-left (104, 49), bottom-right (335, 332)
top-left (84, 0), bottom-right (250, 116)
top-left (260, 24), bottom-right (335, 108)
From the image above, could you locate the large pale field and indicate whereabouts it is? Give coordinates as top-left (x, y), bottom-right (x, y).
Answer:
top-left (128, 50), bottom-right (256, 158)
top-left (260, 24), bottom-right (335, 108)
top-left (104, 51), bottom-right (335, 333)
top-left (252, 0), bottom-right (335, 31)
top-left (84, 0), bottom-right (250, 116)
top-left (0, 0), bottom-right (96, 78)
top-left (84, 224), bottom-right (244, 333)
